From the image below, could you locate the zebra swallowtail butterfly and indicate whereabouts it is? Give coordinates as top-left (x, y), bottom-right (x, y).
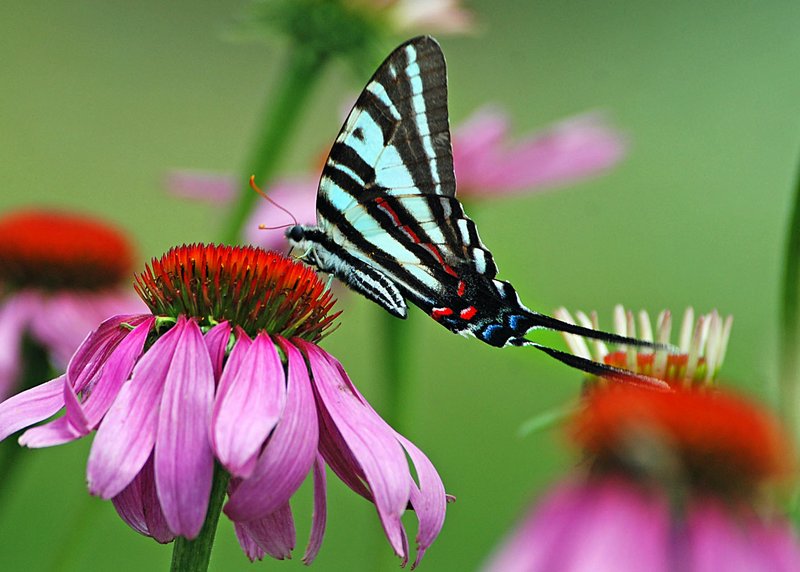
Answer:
top-left (286, 36), bottom-right (668, 385)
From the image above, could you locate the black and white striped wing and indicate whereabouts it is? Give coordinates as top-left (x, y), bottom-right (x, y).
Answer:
top-left (315, 36), bottom-right (498, 307)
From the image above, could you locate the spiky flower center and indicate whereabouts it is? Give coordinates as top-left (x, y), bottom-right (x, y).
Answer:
top-left (0, 210), bottom-right (135, 291)
top-left (574, 386), bottom-right (790, 502)
top-left (134, 244), bottom-right (339, 341)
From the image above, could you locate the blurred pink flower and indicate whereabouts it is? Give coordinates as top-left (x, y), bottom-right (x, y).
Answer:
top-left (452, 108), bottom-right (626, 197)
top-left (0, 244), bottom-right (446, 565)
top-left (485, 385), bottom-right (799, 572)
top-left (486, 479), bottom-right (800, 572)
top-left (0, 210), bottom-right (145, 400)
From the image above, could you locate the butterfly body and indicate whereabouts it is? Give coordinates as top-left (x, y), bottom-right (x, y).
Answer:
top-left (286, 36), bottom-right (671, 383)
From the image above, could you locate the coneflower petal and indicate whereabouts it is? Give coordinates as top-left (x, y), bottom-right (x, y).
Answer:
top-left (87, 318), bottom-right (183, 498)
top-left (17, 414), bottom-right (82, 447)
top-left (67, 314), bottom-right (150, 395)
top-left (235, 503), bottom-right (296, 560)
top-left (155, 318), bottom-right (215, 539)
top-left (74, 317), bottom-right (154, 430)
top-left (299, 340), bottom-right (410, 559)
top-left (302, 454), bottom-right (328, 565)
top-left (225, 338), bottom-right (318, 521)
top-left (0, 376), bottom-right (66, 442)
top-left (212, 333), bottom-right (286, 479)
top-left (204, 322), bottom-right (232, 381)
top-left (112, 455), bottom-right (174, 544)
top-left (323, 353), bottom-right (446, 567)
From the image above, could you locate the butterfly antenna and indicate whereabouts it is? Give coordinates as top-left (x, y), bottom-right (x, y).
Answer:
top-left (249, 176), bottom-right (299, 226)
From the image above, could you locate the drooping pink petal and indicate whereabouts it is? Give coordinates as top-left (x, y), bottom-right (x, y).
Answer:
top-left (140, 456), bottom-right (175, 543)
top-left (315, 406), bottom-right (372, 501)
top-left (297, 340), bottom-right (410, 559)
top-left (0, 292), bottom-right (36, 399)
top-left (212, 333), bottom-right (285, 479)
top-left (324, 353), bottom-right (446, 567)
top-left (204, 322), bottom-right (232, 382)
top-left (0, 375), bottom-right (66, 442)
top-left (235, 522), bottom-right (266, 562)
top-left (453, 107), bottom-right (626, 197)
top-left (111, 463), bottom-right (148, 537)
top-left (112, 455), bottom-right (174, 543)
top-left (87, 318), bottom-right (183, 498)
top-left (225, 338), bottom-right (318, 521)
top-left (398, 434), bottom-right (446, 569)
top-left (236, 503), bottom-right (296, 560)
top-left (67, 314), bottom-right (150, 395)
top-left (78, 317), bottom-right (154, 429)
top-left (154, 318), bottom-right (215, 539)
top-left (18, 415), bottom-right (83, 447)
top-left (303, 454), bottom-right (328, 565)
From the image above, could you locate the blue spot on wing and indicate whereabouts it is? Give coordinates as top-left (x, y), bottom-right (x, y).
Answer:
top-left (479, 323), bottom-right (503, 343)
top-left (508, 314), bottom-right (524, 332)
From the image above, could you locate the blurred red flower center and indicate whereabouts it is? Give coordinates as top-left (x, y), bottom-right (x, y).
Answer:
top-left (574, 386), bottom-right (791, 500)
top-left (0, 210), bottom-right (134, 291)
top-left (134, 243), bottom-right (339, 341)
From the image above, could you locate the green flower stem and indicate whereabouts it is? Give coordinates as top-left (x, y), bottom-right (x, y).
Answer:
top-left (381, 312), bottom-right (412, 434)
top-left (218, 46), bottom-right (327, 245)
top-left (170, 462), bottom-right (231, 572)
top-left (0, 336), bottom-right (51, 508)
top-left (781, 158), bottom-right (800, 444)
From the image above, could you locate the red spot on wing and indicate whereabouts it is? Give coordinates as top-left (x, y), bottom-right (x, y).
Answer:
top-left (457, 280), bottom-right (466, 297)
top-left (459, 306), bottom-right (477, 320)
top-left (431, 307), bottom-right (453, 319)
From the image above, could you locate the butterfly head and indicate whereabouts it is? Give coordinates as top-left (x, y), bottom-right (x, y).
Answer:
top-left (286, 225), bottom-right (306, 245)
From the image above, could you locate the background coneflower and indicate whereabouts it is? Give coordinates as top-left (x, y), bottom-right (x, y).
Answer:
top-left (0, 243), bottom-right (446, 569)
top-left (0, 209), bottom-right (144, 400)
top-left (485, 377), bottom-right (800, 571)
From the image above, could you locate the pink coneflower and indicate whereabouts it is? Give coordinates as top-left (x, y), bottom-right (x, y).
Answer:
top-left (166, 106), bottom-right (625, 251)
top-left (0, 210), bottom-right (145, 400)
top-left (485, 384), bottom-right (799, 572)
top-left (0, 244), bottom-right (446, 566)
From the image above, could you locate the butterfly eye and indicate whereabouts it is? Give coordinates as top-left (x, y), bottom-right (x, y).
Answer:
top-left (286, 226), bottom-right (305, 243)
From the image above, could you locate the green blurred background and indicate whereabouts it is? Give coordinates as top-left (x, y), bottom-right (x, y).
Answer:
top-left (2, 0), bottom-right (800, 570)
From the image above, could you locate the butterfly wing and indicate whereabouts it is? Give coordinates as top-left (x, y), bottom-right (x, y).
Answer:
top-left (316, 36), bottom-right (497, 311)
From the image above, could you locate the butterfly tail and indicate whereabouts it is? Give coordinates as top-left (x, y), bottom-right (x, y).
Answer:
top-left (511, 339), bottom-right (670, 389)
top-left (521, 311), bottom-right (674, 352)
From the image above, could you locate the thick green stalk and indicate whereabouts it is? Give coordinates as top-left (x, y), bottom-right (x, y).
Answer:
top-left (780, 156), bottom-right (800, 443)
top-left (218, 46), bottom-right (327, 245)
top-left (170, 463), bottom-right (231, 572)
top-left (381, 312), bottom-right (412, 434)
